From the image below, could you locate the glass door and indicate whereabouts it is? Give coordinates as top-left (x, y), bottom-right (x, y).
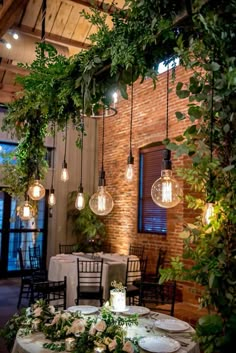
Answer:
top-left (0, 190), bottom-right (48, 278)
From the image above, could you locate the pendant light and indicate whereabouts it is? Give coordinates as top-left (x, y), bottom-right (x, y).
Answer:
top-left (28, 0), bottom-right (47, 202)
top-left (125, 73), bottom-right (134, 182)
top-left (89, 106), bottom-right (114, 216)
top-left (28, 171), bottom-right (46, 201)
top-left (203, 70), bottom-right (215, 225)
top-left (48, 124), bottom-right (56, 207)
top-left (151, 65), bottom-right (181, 208)
top-left (60, 119), bottom-right (69, 182)
top-left (18, 194), bottom-right (34, 221)
top-left (75, 116), bottom-right (85, 210)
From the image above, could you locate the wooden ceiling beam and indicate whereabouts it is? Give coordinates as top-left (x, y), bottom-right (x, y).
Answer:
top-left (0, 61), bottom-right (28, 76)
top-left (0, 0), bottom-right (30, 38)
top-left (14, 24), bottom-right (91, 50)
top-left (68, 0), bottom-right (119, 14)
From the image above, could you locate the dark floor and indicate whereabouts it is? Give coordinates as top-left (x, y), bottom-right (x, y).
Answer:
top-left (0, 278), bottom-right (206, 353)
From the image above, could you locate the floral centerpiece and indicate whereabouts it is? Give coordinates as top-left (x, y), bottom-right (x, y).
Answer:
top-left (0, 299), bottom-right (139, 353)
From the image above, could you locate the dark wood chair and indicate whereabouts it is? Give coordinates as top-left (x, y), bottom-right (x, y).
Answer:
top-left (102, 243), bottom-right (112, 253)
top-left (75, 258), bottom-right (104, 307)
top-left (29, 245), bottom-right (41, 257)
top-left (142, 247), bottom-right (167, 282)
top-left (30, 276), bottom-right (67, 310)
top-left (59, 243), bottom-right (76, 254)
top-left (139, 280), bottom-right (176, 316)
top-left (17, 248), bottom-right (33, 309)
top-left (125, 256), bottom-right (148, 305)
top-left (129, 244), bottom-right (145, 259)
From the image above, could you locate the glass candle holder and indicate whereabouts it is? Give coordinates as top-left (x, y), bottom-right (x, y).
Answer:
top-left (65, 337), bottom-right (76, 352)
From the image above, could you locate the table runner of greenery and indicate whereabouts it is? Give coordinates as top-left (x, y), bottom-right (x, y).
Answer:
top-left (0, 300), bottom-right (139, 353)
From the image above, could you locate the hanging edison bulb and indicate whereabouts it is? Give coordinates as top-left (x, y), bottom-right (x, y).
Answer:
top-left (18, 199), bottom-right (34, 221)
top-left (48, 188), bottom-right (56, 207)
top-left (125, 154), bottom-right (134, 182)
top-left (28, 179), bottom-right (45, 201)
top-left (203, 202), bottom-right (215, 225)
top-left (60, 160), bottom-right (69, 182)
top-left (75, 185), bottom-right (85, 210)
top-left (151, 150), bottom-right (181, 208)
top-left (89, 185), bottom-right (114, 216)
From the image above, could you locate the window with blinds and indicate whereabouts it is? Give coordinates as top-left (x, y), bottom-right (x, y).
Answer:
top-left (138, 144), bottom-right (167, 234)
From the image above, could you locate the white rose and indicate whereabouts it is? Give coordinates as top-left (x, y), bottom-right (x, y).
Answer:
top-left (95, 320), bottom-right (106, 332)
top-left (51, 313), bottom-right (61, 325)
top-left (89, 323), bottom-right (97, 336)
top-left (33, 307), bottom-right (42, 317)
top-left (108, 339), bottom-right (117, 351)
top-left (67, 319), bottom-right (86, 335)
top-left (48, 305), bottom-right (55, 314)
top-left (122, 341), bottom-right (134, 353)
top-left (61, 312), bottom-right (71, 321)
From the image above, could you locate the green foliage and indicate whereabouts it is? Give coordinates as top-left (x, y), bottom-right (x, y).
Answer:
top-left (67, 192), bottom-right (106, 252)
top-left (160, 1), bottom-right (236, 352)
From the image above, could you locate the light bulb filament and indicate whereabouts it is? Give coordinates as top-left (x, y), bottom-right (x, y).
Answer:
top-left (125, 164), bottom-right (134, 181)
top-left (162, 180), bottom-right (172, 203)
top-left (98, 194), bottom-right (106, 211)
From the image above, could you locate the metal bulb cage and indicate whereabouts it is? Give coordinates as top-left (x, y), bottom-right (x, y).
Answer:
top-left (80, 103), bottom-right (117, 119)
top-left (18, 200), bottom-right (34, 221)
top-left (151, 169), bottom-right (181, 208)
top-left (28, 180), bottom-right (45, 201)
top-left (89, 186), bottom-right (114, 216)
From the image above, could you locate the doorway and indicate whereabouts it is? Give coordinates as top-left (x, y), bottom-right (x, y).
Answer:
top-left (0, 190), bottom-right (48, 278)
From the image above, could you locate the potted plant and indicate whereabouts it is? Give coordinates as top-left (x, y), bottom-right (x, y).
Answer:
top-left (67, 191), bottom-right (106, 252)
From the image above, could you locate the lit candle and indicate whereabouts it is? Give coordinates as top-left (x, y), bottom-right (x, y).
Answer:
top-left (65, 337), bottom-right (76, 352)
top-left (94, 346), bottom-right (106, 353)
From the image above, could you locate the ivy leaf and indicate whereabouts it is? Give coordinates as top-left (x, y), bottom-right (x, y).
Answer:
top-left (188, 106), bottom-right (202, 120)
top-left (175, 111), bottom-right (185, 120)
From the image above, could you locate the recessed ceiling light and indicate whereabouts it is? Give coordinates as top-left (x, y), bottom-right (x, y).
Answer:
top-left (13, 33), bottom-right (19, 40)
top-left (5, 42), bottom-right (12, 49)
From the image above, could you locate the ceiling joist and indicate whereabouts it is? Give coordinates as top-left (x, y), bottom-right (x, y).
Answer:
top-left (0, 0), bottom-right (30, 38)
top-left (0, 61), bottom-right (28, 76)
top-left (69, 0), bottom-right (119, 14)
top-left (14, 24), bottom-right (91, 50)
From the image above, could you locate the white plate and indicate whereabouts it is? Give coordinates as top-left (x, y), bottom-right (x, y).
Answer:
top-left (123, 306), bottom-right (150, 316)
top-left (138, 336), bottom-right (181, 353)
top-left (155, 319), bottom-right (190, 332)
top-left (67, 305), bottom-right (98, 314)
top-left (110, 307), bottom-right (129, 313)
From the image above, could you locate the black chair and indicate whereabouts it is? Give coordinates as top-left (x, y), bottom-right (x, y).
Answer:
top-left (125, 257), bottom-right (148, 305)
top-left (17, 248), bottom-right (33, 309)
top-left (102, 243), bottom-right (112, 253)
top-left (75, 258), bottom-right (104, 307)
top-left (59, 243), bottom-right (76, 254)
top-left (142, 248), bottom-right (167, 282)
top-left (29, 245), bottom-right (41, 257)
top-left (139, 280), bottom-right (176, 316)
top-left (30, 276), bottom-right (67, 310)
top-left (129, 244), bottom-right (145, 259)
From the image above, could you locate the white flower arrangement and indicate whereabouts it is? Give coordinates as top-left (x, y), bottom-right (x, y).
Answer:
top-left (1, 300), bottom-right (139, 353)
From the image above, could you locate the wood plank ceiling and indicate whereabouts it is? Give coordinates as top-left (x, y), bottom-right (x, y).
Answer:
top-left (0, 0), bottom-right (125, 103)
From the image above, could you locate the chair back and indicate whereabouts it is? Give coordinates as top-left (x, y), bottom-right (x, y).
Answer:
top-left (77, 259), bottom-right (103, 288)
top-left (129, 244), bottom-right (145, 259)
top-left (17, 248), bottom-right (25, 271)
top-left (29, 245), bottom-right (41, 257)
top-left (125, 257), bottom-right (147, 286)
top-left (30, 276), bottom-right (67, 310)
top-left (155, 248), bottom-right (167, 278)
top-left (102, 243), bottom-right (111, 253)
top-left (59, 243), bottom-right (76, 254)
top-left (29, 255), bottom-right (42, 270)
top-left (139, 280), bottom-right (176, 316)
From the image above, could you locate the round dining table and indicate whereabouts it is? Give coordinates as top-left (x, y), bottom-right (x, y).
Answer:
top-left (12, 311), bottom-right (200, 353)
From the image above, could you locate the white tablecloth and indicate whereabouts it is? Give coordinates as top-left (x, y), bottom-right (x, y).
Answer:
top-left (12, 312), bottom-right (200, 353)
top-left (48, 253), bottom-right (128, 306)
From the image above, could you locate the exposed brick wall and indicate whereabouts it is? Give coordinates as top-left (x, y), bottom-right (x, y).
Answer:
top-left (97, 66), bottom-right (201, 304)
